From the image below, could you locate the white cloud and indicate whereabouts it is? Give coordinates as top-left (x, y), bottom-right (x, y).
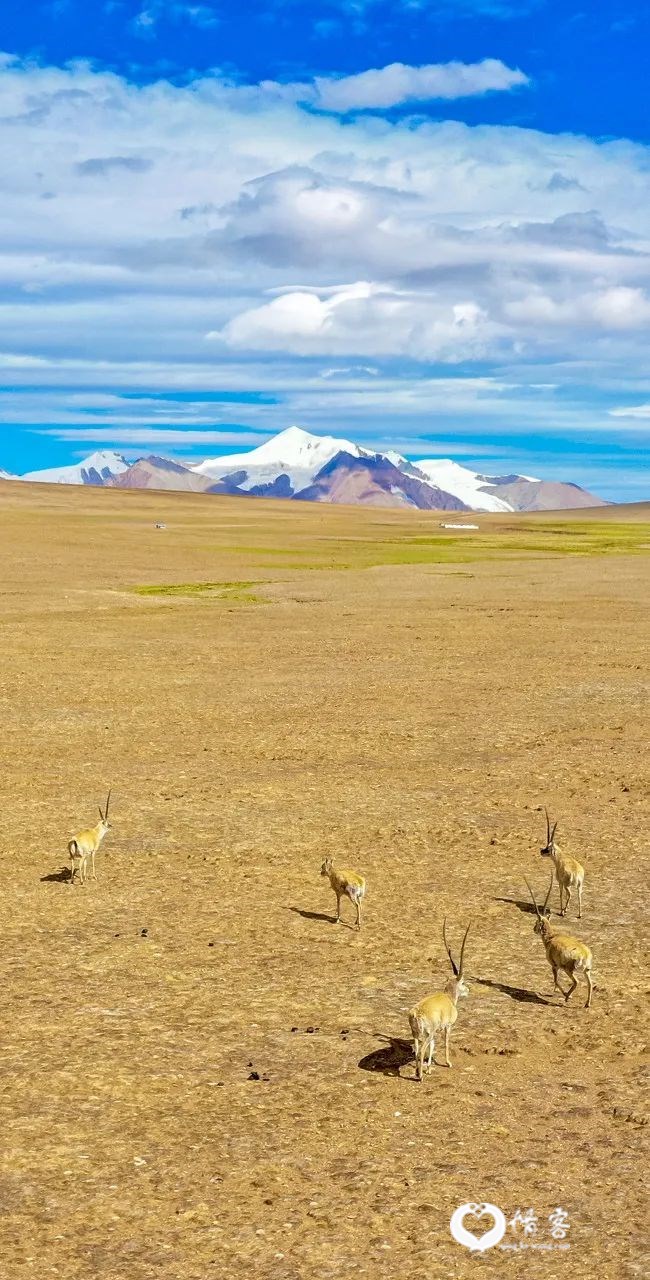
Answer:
top-left (608, 403), bottom-right (650, 418)
top-left (0, 51), bottom-right (649, 467)
top-left (264, 58), bottom-right (529, 113)
top-left (311, 59), bottom-right (529, 111)
top-left (217, 281), bottom-right (503, 360)
top-left (505, 285), bottom-right (650, 330)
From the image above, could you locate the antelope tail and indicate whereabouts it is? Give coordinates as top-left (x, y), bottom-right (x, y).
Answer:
top-left (68, 839), bottom-right (79, 857)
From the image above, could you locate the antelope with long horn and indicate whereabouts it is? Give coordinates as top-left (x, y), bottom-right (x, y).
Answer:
top-left (525, 875), bottom-right (593, 1009)
top-left (540, 809), bottom-right (585, 918)
top-left (408, 919), bottom-right (471, 1081)
top-left (68, 790), bottom-right (113, 885)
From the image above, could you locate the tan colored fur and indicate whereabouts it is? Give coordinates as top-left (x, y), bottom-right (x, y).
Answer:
top-left (540, 812), bottom-right (585, 917)
top-left (526, 875), bottom-right (593, 1008)
top-left (68, 791), bottom-right (112, 885)
top-left (536, 918), bottom-right (593, 1008)
top-left (320, 858), bottom-right (366, 929)
top-left (408, 979), bottom-right (467, 1078)
top-left (407, 920), bottom-right (471, 1080)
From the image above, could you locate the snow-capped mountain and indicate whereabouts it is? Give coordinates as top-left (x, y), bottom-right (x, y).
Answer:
top-left (191, 425), bottom-right (372, 494)
top-left (0, 468), bottom-right (16, 480)
top-left (20, 450), bottom-right (129, 486)
top-left (190, 430), bottom-right (573, 511)
top-left (407, 458), bottom-right (516, 513)
top-left (8, 430), bottom-right (607, 510)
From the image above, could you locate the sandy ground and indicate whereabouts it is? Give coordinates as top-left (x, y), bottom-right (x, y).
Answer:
top-left (0, 482), bottom-right (648, 1279)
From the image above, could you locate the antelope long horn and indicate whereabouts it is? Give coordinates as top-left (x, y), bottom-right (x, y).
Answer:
top-left (550, 819), bottom-right (558, 843)
top-left (543, 872), bottom-right (554, 915)
top-left (458, 921), bottom-right (471, 978)
top-left (104, 788), bottom-right (112, 820)
top-left (544, 807), bottom-right (551, 844)
top-left (524, 876), bottom-right (542, 920)
top-left (442, 917), bottom-right (459, 977)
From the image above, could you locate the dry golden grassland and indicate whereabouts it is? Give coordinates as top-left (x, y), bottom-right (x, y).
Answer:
top-left (0, 480), bottom-right (648, 1280)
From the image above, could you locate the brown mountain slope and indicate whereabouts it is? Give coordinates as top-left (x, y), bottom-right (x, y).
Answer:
top-left (107, 456), bottom-right (214, 492)
top-left (296, 452), bottom-right (469, 510)
top-left (481, 478), bottom-right (608, 511)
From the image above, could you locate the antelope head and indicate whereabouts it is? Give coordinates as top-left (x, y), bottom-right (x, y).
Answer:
top-left (443, 917), bottom-right (471, 1001)
top-left (540, 808), bottom-right (558, 859)
top-left (525, 874), bottom-right (553, 937)
top-left (320, 857), bottom-right (333, 878)
top-left (98, 789), bottom-right (113, 833)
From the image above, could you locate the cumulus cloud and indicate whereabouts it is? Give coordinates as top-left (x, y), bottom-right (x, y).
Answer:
top-left (217, 281), bottom-right (505, 360)
top-left (505, 285), bottom-right (650, 330)
top-left (0, 52), bottom-right (649, 462)
top-left (315, 59), bottom-right (528, 111)
top-left (272, 59), bottom-right (529, 112)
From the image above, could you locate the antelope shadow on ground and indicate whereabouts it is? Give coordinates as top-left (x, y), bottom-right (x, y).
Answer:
top-left (288, 906), bottom-right (335, 924)
top-left (493, 896), bottom-right (538, 915)
top-left (41, 867), bottom-right (72, 883)
top-left (358, 1036), bottom-right (414, 1078)
top-left (473, 976), bottom-right (552, 1005)
top-left (288, 906), bottom-right (357, 928)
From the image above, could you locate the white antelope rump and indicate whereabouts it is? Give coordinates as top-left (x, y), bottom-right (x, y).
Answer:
top-left (540, 809), bottom-right (585, 918)
top-left (320, 858), bottom-right (366, 930)
top-left (408, 920), bottom-right (471, 1081)
top-left (525, 876), bottom-right (593, 1009)
top-left (68, 790), bottom-right (112, 885)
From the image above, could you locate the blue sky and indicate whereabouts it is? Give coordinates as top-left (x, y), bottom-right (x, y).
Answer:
top-left (1, 0), bottom-right (649, 497)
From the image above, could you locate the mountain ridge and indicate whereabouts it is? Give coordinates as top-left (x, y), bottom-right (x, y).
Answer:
top-left (2, 428), bottom-right (608, 512)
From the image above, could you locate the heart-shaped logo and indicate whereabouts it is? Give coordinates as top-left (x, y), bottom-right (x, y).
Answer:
top-left (450, 1202), bottom-right (506, 1251)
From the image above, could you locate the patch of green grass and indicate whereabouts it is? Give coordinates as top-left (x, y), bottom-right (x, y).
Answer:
top-left (131, 580), bottom-right (265, 603)
top-left (196, 518), bottom-right (650, 578)
top-left (220, 520), bottom-right (650, 571)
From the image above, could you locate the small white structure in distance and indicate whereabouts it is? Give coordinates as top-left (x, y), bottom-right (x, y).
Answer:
top-left (439, 522), bottom-right (479, 530)
top-left (155, 522), bottom-right (167, 529)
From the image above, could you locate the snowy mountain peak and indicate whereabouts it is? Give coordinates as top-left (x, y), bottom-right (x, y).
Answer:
top-left (242, 424), bottom-right (362, 465)
top-left (266, 425), bottom-right (318, 451)
top-left (20, 450), bottom-right (129, 485)
top-left (191, 425), bottom-right (367, 491)
top-left (84, 450), bottom-right (128, 469)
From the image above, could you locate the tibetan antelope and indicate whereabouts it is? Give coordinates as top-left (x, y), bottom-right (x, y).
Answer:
top-left (320, 858), bottom-right (366, 930)
top-left (408, 920), bottom-right (471, 1080)
top-left (525, 875), bottom-right (593, 1009)
top-left (540, 809), bottom-right (585, 918)
top-left (68, 790), bottom-right (112, 885)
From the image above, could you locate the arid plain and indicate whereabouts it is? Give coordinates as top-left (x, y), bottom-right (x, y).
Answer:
top-left (0, 480), bottom-right (648, 1280)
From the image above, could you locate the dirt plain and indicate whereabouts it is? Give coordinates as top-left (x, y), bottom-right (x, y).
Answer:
top-left (0, 480), bottom-right (648, 1280)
